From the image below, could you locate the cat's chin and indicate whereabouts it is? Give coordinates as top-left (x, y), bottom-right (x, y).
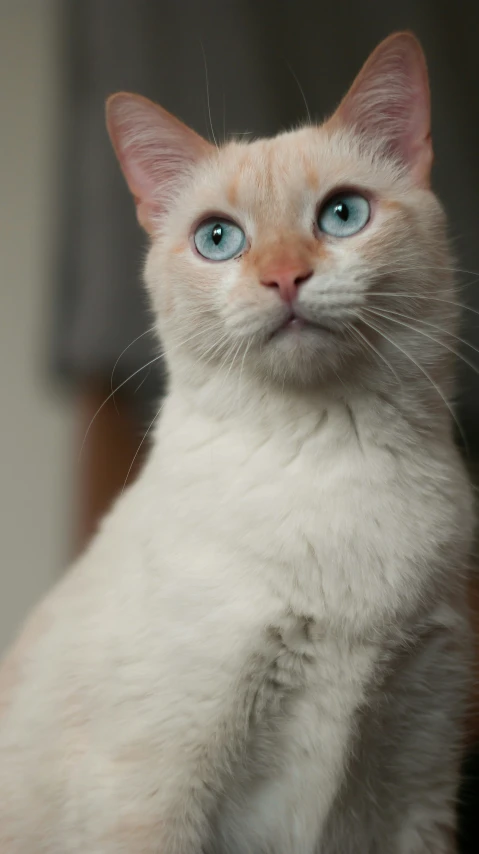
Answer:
top-left (257, 321), bottom-right (348, 387)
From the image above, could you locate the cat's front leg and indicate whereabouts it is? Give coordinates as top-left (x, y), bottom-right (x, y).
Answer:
top-left (320, 606), bottom-right (468, 854)
top-left (214, 635), bottom-right (381, 854)
top-left (377, 610), bottom-right (466, 854)
top-left (390, 616), bottom-right (468, 854)
top-left (85, 627), bottom-right (280, 854)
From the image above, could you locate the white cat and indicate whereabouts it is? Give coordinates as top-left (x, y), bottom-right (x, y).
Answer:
top-left (0, 32), bottom-right (474, 853)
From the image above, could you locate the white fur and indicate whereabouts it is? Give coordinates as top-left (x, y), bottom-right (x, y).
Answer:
top-left (0, 33), bottom-right (474, 853)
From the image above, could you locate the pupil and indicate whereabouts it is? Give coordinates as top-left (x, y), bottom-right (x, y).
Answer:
top-left (335, 203), bottom-right (349, 222)
top-left (212, 224), bottom-right (223, 245)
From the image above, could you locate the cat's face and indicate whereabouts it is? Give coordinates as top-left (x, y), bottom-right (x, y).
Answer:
top-left (108, 33), bottom-right (454, 391)
top-left (147, 128), bottom-right (446, 387)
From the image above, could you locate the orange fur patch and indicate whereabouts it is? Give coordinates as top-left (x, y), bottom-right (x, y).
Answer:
top-left (172, 241), bottom-right (188, 255)
top-left (243, 234), bottom-right (325, 283)
top-left (227, 173), bottom-right (241, 207)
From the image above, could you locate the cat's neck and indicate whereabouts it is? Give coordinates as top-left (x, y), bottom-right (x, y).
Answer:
top-left (167, 359), bottom-right (337, 432)
top-left (159, 358), bottom-right (452, 453)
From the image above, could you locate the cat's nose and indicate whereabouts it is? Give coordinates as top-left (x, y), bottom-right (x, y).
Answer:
top-left (260, 265), bottom-right (313, 303)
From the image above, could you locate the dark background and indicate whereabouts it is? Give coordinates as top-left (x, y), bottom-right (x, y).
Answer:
top-left (3, 1), bottom-right (477, 847)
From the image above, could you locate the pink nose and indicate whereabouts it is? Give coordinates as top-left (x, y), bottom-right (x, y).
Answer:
top-left (260, 265), bottom-right (313, 303)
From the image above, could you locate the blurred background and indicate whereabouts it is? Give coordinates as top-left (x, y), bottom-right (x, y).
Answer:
top-left (1, 0), bottom-right (479, 846)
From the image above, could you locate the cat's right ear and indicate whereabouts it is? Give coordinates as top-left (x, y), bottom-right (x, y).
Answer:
top-left (329, 33), bottom-right (432, 187)
top-left (106, 94), bottom-right (213, 234)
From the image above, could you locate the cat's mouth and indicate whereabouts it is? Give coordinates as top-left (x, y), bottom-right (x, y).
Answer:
top-left (270, 310), bottom-right (339, 339)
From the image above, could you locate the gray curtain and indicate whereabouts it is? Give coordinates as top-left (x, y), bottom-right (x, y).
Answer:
top-left (53, 0), bottom-right (479, 442)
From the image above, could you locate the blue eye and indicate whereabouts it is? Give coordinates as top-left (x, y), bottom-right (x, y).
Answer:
top-left (194, 218), bottom-right (245, 261)
top-left (318, 193), bottom-right (370, 237)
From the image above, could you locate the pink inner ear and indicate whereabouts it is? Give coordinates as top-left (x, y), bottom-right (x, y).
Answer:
top-left (106, 94), bottom-right (213, 233)
top-left (331, 33), bottom-right (432, 186)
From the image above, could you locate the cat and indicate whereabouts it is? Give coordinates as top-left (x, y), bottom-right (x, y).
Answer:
top-left (0, 31), bottom-right (474, 853)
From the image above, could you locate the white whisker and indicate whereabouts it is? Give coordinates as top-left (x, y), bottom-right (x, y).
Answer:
top-left (360, 313), bottom-right (467, 449)
top-left (364, 305), bottom-right (479, 359)
top-left (200, 330), bottom-right (232, 365)
top-left (168, 323), bottom-right (224, 355)
top-left (221, 337), bottom-right (244, 390)
top-left (369, 263), bottom-right (479, 278)
top-left (347, 322), bottom-right (402, 386)
top-left (363, 306), bottom-right (479, 379)
top-left (110, 327), bottom-right (155, 413)
top-left (287, 63), bottom-right (312, 125)
top-left (121, 403), bottom-right (165, 495)
top-left (134, 369), bottom-right (151, 395)
top-left (200, 41), bottom-right (219, 150)
top-left (237, 336), bottom-right (253, 406)
top-left (365, 292), bottom-right (479, 320)
top-left (80, 354), bottom-right (163, 459)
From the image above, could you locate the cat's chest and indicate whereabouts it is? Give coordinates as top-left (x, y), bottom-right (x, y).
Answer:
top-left (210, 438), bottom-right (427, 624)
top-left (187, 416), bottom-right (401, 548)
top-left (156, 411), bottom-right (456, 628)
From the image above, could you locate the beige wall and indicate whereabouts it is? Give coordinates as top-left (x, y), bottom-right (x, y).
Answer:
top-left (0, 0), bottom-right (74, 652)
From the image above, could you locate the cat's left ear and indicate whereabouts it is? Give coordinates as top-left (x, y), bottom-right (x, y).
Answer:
top-left (106, 93), bottom-right (213, 234)
top-left (330, 32), bottom-right (432, 187)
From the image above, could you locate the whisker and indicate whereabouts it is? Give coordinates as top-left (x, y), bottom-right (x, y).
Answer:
top-left (200, 40), bottom-right (219, 149)
top-left (331, 365), bottom-right (349, 397)
top-left (121, 403), bottom-right (165, 495)
top-left (222, 338), bottom-right (246, 413)
top-left (168, 322), bottom-right (224, 355)
top-left (222, 88), bottom-right (226, 144)
top-left (80, 354), bottom-right (163, 459)
top-left (214, 337), bottom-right (247, 411)
top-left (359, 313), bottom-right (467, 450)
top-left (215, 338), bottom-right (237, 376)
top-left (365, 293), bottom-right (479, 320)
top-left (134, 368), bottom-right (151, 395)
top-left (286, 62), bottom-right (312, 125)
top-left (221, 337), bottom-right (244, 388)
top-left (198, 330), bottom-right (232, 365)
top-left (347, 322), bottom-right (402, 386)
top-left (237, 336), bottom-right (253, 405)
top-left (363, 306), bottom-right (479, 379)
top-left (110, 327), bottom-right (155, 414)
top-left (367, 263), bottom-right (479, 279)
top-left (364, 306), bottom-right (479, 359)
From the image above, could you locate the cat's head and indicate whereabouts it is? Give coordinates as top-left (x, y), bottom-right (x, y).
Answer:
top-left (107, 33), bottom-right (453, 394)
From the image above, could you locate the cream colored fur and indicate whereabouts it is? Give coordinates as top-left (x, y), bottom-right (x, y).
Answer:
top-left (0, 33), bottom-right (474, 853)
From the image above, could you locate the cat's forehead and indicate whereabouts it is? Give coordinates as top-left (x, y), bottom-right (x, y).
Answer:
top-left (218, 128), bottom-right (329, 209)
top-left (192, 125), bottom-right (390, 223)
